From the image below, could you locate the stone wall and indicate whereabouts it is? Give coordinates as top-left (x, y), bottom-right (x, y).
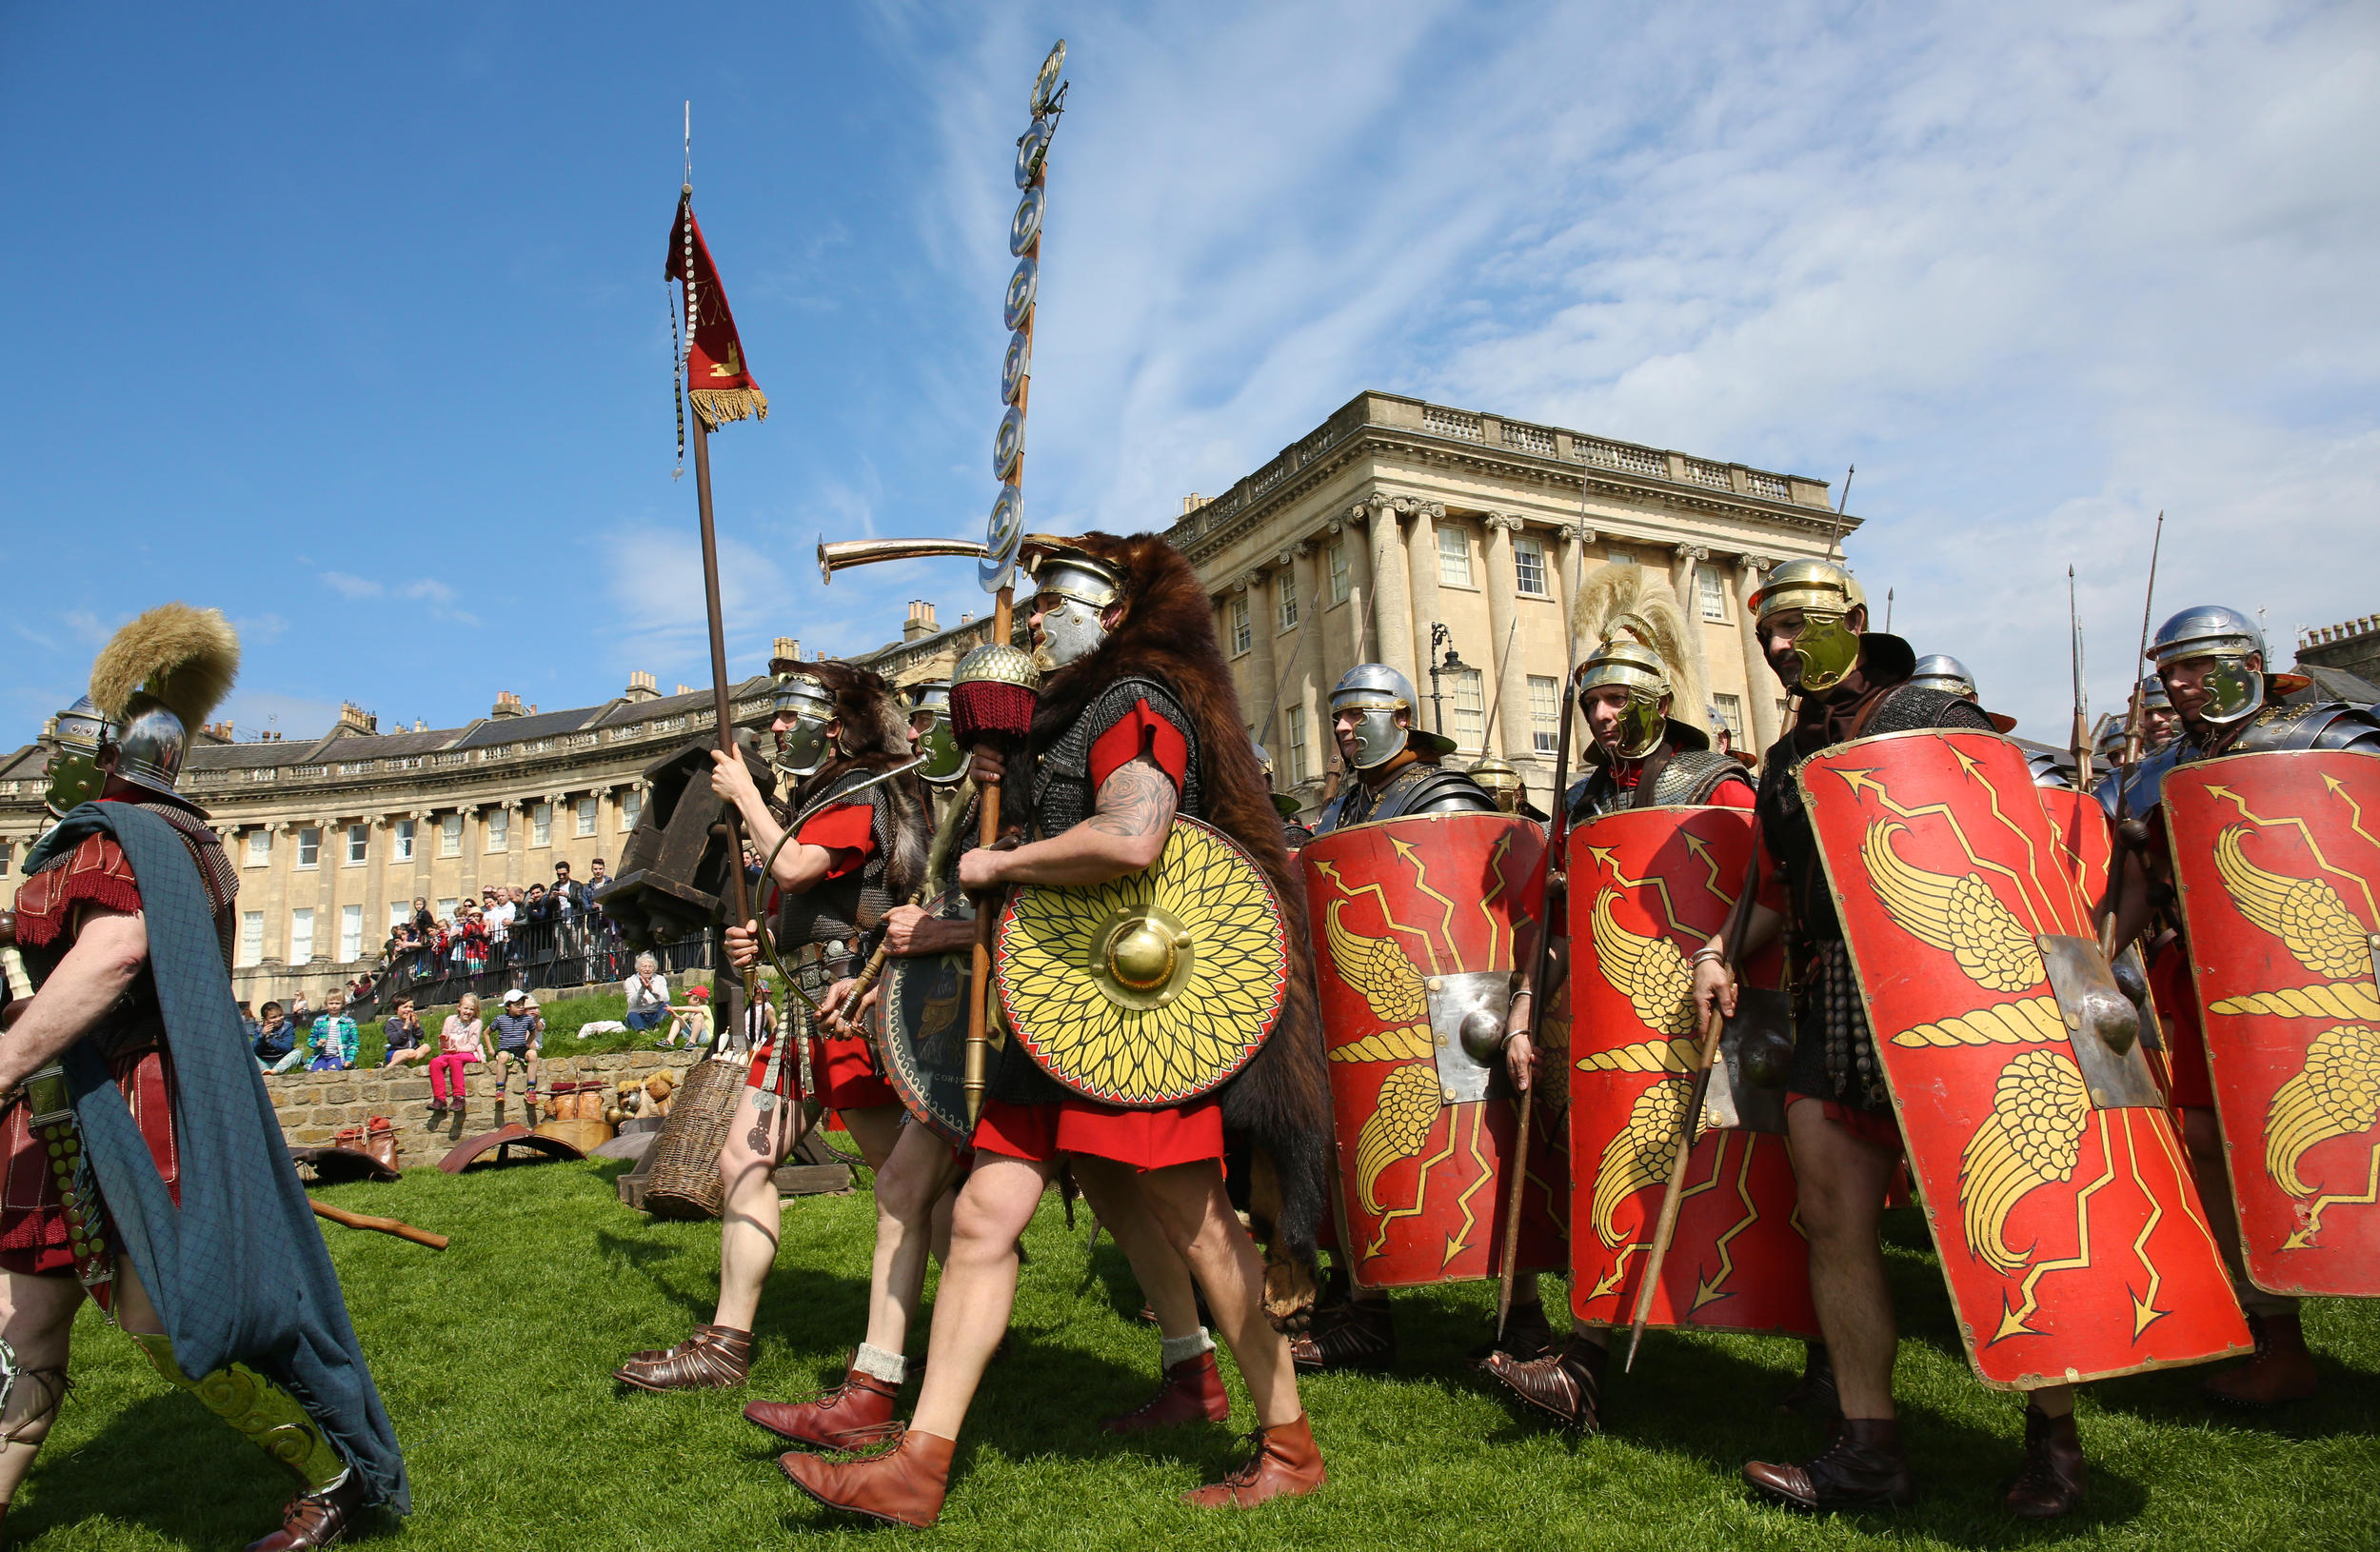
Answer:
top-left (265, 1047), bottom-right (704, 1151)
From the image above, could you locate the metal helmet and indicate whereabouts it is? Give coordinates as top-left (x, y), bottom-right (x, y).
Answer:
top-left (1907, 654), bottom-right (1980, 701)
top-left (1026, 546), bottom-right (1123, 671)
top-left (1746, 558), bottom-right (1868, 694)
top-left (769, 670), bottom-right (838, 777)
top-left (109, 692), bottom-right (192, 804)
top-left (44, 695), bottom-right (113, 817)
top-left (2137, 673), bottom-right (2172, 711)
top-left (906, 681), bottom-right (964, 786)
top-left (1575, 632), bottom-right (1673, 761)
top-left (1470, 756), bottom-right (1525, 814)
top-left (1330, 664), bottom-right (1428, 770)
top-left (1251, 738), bottom-right (1274, 784)
top-left (2149, 604), bottom-right (2267, 726)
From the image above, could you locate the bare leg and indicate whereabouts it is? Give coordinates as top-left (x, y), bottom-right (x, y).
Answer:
top-left (1136, 1161), bottom-right (1302, 1428)
top-left (711, 1085), bottom-right (804, 1331)
top-left (1785, 1100), bottom-right (1900, 1419)
top-left (861, 1123), bottom-right (963, 1358)
top-left (0, 1274), bottom-right (82, 1506)
top-left (1073, 1156), bottom-right (1201, 1340)
top-left (909, 1156), bottom-right (1054, 1440)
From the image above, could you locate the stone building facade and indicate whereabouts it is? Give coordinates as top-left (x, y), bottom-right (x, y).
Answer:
top-left (1170, 391), bottom-right (1856, 817)
top-left (2296, 614), bottom-right (2380, 687)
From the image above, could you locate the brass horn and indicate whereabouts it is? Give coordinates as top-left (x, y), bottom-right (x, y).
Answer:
top-left (818, 536), bottom-right (990, 585)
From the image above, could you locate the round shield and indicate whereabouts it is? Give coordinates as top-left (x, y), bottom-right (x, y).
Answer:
top-left (1010, 186), bottom-right (1044, 257)
top-left (1002, 257), bottom-right (1038, 331)
top-left (1031, 40), bottom-right (1067, 116)
top-left (1015, 117), bottom-right (1052, 189)
top-left (985, 482), bottom-right (1023, 559)
top-left (994, 406), bottom-right (1025, 482)
top-left (880, 892), bottom-right (977, 1144)
top-left (996, 815), bottom-right (1286, 1107)
top-left (1001, 328), bottom-right (1031, 406)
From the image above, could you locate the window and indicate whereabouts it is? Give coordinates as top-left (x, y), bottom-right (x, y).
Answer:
top-left (1450, 667), bottom-right (1486, 750)
top-left (289, 907), bottom-right (315, 963)
top-left (1515, 535), bottom-right (1547, 597)
top-left (0, 842), bottom-right (10, 878)
top-left (345, 825), bottom-right (368, 865)
top-left (1328, 541), bottom-right (1349, 604)
top-left (441, 813), bottom-right (463, 857)
top-left (297, 827), bottom-right (321, 868)
top-left (576, 797), bottom-right (598, 838)
top-left (531, 803), bottom-right (552, 848)
top-left (1529, 675), bottom-right (1560, 754)
top-left (1714, 694), bottom-right (1744, 742)
top-left (621, 790), bottom-right (644, 830)
top-left (1438, 525), bottom-right (1473, 587)
top-left (340, 904), bottom-right (363, 962)
top-left (1277, 577), bottom-right (1299, 633)
top-left (1698, 566), bottom-right (1726, 620)
top-left (1285, 704), bottom-right (1311, 784)
top-left (393, 819), bottom-right (416, 862)
top-left (244, 829), bottom-right (270, 866)
top-left (486, 808), bottom-right (509, 850)
top-left (388, 902), bottom-right (409, 931)
top-left (1229, 597), bottom-right (1251, 655)
top-left (239, 910), bottom-right (263, 967)
top-left (437, 897), bottom-right (459, 921)
top-left (1607, 548), bottom-right (1636, 567)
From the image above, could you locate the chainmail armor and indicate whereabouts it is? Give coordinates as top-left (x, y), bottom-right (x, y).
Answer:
top-left (1320, 761), bottom-right (1499, 831)
top-left (1566, 748), bottom-right (1753, 822)
top-left (774, 768), bottom-right (900, 950)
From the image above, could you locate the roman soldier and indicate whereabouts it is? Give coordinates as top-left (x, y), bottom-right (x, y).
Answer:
top-left (1470, 756), bottom-right (1545, 820)
top-left (779, 534), bottom-right (1334, 1526)
top-left (0, 606), bottom-right (407, 1550)
top-left (1311, 667), bottom-right (1502, 833)
top-left (1684, 560), bottom-right (2102, 1519)
top-left (614, 658), bottom-right (935, 1394)
top-left (1483, 564), bottom-right (1758, 1427)
top-left (2099, 605), bottom-right (2380, 1405)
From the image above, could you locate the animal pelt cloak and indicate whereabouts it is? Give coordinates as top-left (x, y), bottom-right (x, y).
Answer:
top-left (1028, 532), bottom-right (1334, 1260)
top-left (771, 656), bottom-right (929, 908)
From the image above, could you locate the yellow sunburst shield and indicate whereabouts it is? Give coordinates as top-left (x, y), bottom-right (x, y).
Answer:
top-left (994, 815), bottom-right (1287, 1107)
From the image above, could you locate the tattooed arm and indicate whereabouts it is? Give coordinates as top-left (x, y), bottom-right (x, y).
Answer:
top-left (959, 756), bottom-right (1178, 890)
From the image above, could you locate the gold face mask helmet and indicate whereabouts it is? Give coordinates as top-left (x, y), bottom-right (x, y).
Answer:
top-left (2150, 605), bottom-right (2267, 727)
top-left (44, 696), bottom-right (113, 818)
top-left (769, 671), bottom-right (838, 778)
top-left (1469, 756), bottom-right (1524, 813)
top-left (1747, 558), bottom-right (1867, 695)
top-left (1575, 627), bottom-right (1672, 761)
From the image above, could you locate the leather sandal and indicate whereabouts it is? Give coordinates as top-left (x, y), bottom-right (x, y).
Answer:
top-left (1288, 1297), bottom-right (1395, 1373)
top-left (1744, 1417), bottom-right (1916, 1512)
top-left (244, 1468), bottom-right (369, 1551)
top-left (613, 1325), bottom-right (752, 1391)
top-left (1465, 1299), bottom-right (1554, 1369)
top-left (1481, 1329), bottom-right (1604, 1432)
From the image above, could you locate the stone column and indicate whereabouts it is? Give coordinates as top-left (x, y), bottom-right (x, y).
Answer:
top-left (1404, 502), bottom-right (1445, 727)
top-left (1332, 507), bottom-right (1375, 670)
top-left (1365, 498), bottom-right (1417, 689)
top-left (1482, 512), bottom-right (1530, 759)
top-left (1285, 540), bottom-right (1325, 789)
top-left (1558, 524), bottom-right (1595, 663)
top-left (1672, 544), bottom-right (1715, 730)
top-left (1736, 554), bottom-right (1781, 753)
top-left (1237, 567), bottom-right (1277, 745)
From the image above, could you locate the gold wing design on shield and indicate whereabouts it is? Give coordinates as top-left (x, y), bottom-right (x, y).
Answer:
top-left (1587, 888), bottom-right (1696, 1037)
top-left (1591, 1076), bottom-right (1702, 1245)
top-left (1356, 1064), bottom-right (1443, 1213)
top-left (1864, 821), bottom-right (2043, 993)
top-left (1325, 900), bottom-right (1427, 1025)
top-left (2265, 1025), bottom-right (2380, 1197)
top-left (2213, 826), bottom-right (2373, 980)
top-left (1576, 1038), bottom-right (1697, 1075)
top-left (1958, 1048), bottom-right (2090, 1275)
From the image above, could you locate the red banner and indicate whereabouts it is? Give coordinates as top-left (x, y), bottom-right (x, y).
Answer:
top-left (667, 196), bottom-right (767, 428)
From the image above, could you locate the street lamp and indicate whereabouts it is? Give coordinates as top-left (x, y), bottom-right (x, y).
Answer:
top-left (1427, 623), bottom-right (1467, 737)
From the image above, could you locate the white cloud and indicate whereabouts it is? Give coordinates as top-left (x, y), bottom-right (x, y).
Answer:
top-left (602, 522), bottom-right (827, 679)
top-left (320, 571), bottom-right (383, 600)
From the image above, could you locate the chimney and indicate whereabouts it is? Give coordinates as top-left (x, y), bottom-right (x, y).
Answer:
top-left (337, 702), bottom-right (376, 735)
top-left (961, 611), bottom-right (974, 627)
top-left (624, 669), bottom-right (658, 704)
top-left (490, 691), bottom-right (526, 720)
top-left (773, 636), bottom-right (800, 667)
top-left (675, 684), bottom-right (695, 696)
top-left (1181, 493), bottom-right (1204, 515)
top-left (904, 600), bottom-right (940, 642)
top-left (414, 717), bottom-right (426, 731)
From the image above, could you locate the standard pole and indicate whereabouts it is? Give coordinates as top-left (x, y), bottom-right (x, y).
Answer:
top-left (690, 416), bottom-right (759, 1013)
top-left (962, 583), bottom-right (1014, 1127)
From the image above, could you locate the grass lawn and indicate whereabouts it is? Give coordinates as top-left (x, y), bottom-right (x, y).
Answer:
top-left (10, 1159), bottom-right (2374, 1550)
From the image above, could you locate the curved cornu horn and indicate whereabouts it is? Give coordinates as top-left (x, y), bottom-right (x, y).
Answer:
top-left (818, 536), bottom-right (991, 585)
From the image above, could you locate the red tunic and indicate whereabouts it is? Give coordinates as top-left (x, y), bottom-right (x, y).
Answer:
top-left (974, 699), bottom-right (1227, 1173)
top-left (745, 803), bottom-right (899, 1112)
top-left (1, 833), bottom-right (183, 1281)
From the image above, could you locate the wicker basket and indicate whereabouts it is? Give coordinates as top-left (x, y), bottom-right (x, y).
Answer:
top-left (639, 1054), bottom-right (746, 1219)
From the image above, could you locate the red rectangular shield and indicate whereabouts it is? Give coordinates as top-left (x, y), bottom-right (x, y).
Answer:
top-left (1800, 730), bottom-right (2248, 1387)
top-left (1566, 806), bottom-right (1818, 1338)
top-left (2163, 749), bottom-right (2380, 1297)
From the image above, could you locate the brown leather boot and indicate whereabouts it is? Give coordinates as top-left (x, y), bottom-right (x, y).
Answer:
top-left (1102, 1350), bottom-right (1230, 1433)
top-left (745, 1363), bottom-right (902, 1450)
top-left (2003, 1405), bottom-right (2087, 1519)
top-left (2202, 1312), bottom-right (2319, 1406)
top-left (1181, 1414), bottom-right (1326, 1506)
top-left (1288, 1297), bottom-right (1395, 1373)
top-left (613, 1324), bottom-right (752, 1391)
top-left (1481, 1329), bottom-right (1606, 1432)
top-left (1777, 1343), bottom-right (1842, 1427)
top-left (781, 1427), bottom-right (957, 1528)
top-left (1465, 1298), bottom-right (1554, 1368)
top-left (244, 1469), bottom-right (370, 1551)
top-left (1744, 1417), bottom-right (1916, 1511)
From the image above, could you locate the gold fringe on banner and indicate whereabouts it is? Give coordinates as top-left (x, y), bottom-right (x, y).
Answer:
top-left (689, 387), bottom-right (769, 428)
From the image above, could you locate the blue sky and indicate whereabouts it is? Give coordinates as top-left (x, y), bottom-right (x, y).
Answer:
top-left (4, 2), bottom-right (2374, 744)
